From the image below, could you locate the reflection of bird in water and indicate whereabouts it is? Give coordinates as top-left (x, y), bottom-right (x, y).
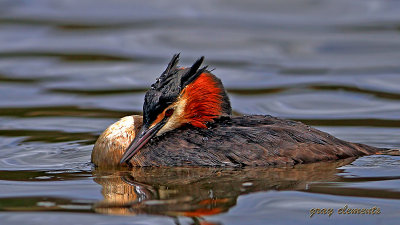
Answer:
top-left (92, 54), bottom-right (392, 167)
top-left (92, 159), bottom-right (353, 218)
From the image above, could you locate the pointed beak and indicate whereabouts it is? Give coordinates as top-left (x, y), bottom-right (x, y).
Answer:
top-left (120, 118), bottom-right (166, 165)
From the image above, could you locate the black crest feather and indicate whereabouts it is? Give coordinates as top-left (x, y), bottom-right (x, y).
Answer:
top-left (143, 54), bottom-right (207, 126)
top-left (151, 53), bottom-right (180, 90)
top-left (181, 56), bottom-right (207, 89)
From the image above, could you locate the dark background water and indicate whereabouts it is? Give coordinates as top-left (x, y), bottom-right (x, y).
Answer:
top-left (0, 0), bottom-right (400, 224)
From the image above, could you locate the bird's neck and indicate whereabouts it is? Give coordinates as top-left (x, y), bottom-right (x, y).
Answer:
top-left (181, 72), bottom-right (231, 128)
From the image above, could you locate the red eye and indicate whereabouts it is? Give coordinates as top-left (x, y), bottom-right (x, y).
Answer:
top-left (165, 108), bottom-right (174, 117)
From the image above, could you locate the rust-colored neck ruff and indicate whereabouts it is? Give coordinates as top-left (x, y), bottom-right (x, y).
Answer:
top-left (182, 73), bottom-right (225, 128)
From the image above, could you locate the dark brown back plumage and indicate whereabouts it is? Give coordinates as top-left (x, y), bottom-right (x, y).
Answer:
top-left (129, 115), bottom-right (382, 167)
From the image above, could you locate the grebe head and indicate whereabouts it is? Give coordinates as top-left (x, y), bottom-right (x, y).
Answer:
top-left (120, 54), bottom-right (231, 164)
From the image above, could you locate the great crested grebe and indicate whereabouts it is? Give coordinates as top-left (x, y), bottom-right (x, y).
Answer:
top-left (92, 54), bottom-right (390, 168)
